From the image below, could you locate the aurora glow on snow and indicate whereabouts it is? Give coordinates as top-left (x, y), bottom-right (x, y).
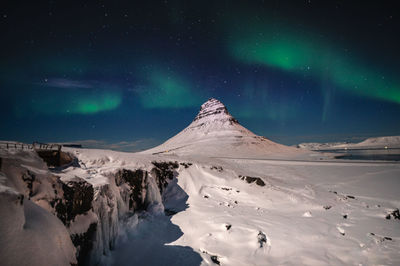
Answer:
top-left (1, 1), bottom-right (399, 148)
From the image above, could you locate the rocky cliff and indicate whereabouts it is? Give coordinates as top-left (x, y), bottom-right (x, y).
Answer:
top-left (0, 149), bottom-right (182, 266)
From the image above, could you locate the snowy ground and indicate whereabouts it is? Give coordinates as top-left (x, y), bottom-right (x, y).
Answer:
top-left (1, 146), bottom-right (400, 265)
top-left (73, 150), bottom-right (399, 265)
top-left (3, 99), bottom-right (399, 265)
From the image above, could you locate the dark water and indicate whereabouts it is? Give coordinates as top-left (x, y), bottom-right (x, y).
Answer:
top-left (320, 148), bottom-right (400, 161)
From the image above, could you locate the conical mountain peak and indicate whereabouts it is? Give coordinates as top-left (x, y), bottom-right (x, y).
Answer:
top-left (193, 98), bottom-right (238, 124)
top-left (142, 97), bottom-right (301, 157)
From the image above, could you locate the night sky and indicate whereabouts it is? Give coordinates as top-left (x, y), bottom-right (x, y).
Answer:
top-left (1, 1), bottom-right (399, 151)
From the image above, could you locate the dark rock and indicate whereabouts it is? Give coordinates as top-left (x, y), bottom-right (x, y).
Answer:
top-left (179, 162), bottom-right (192, 169)
top-left (36, 150), bottom-right (74, 168)
top-left (257, 231), bottom-right (267, 248)
top-left (221, 187), bottom-right (231, 191)
top-left (346, 195), bottom-right (355, 199)
top-left (203, 195), bottom-right (209, 199)
top-left (55, 177), bottom-right (94, 225)
top-left (21, 170), bottom-right (36, 198)
top-left (115, 169), bottom-right (148, 211)
top-left (239, 175), bottom-right (265, 186)
top-left (210, 166), bottom-right (223, 172)
top-left (343, 214), bottom-right (348, 219)
top-left (323, 205), bottom-right (332, 210)
top-left (152, 161), bottom-right (179, 171)
top-left (115, 163), bottom-right (178, 212)
top-left (152, 161), bottom-right (179, 193)
top-left (164, 209), bottom-right (178, 216)
top-left (384, 237), bottom-right (393, 241)
top-left (391, 209), bottom-right (400, 219)
top-left (71, 222), bottom-right (97, 266)
top-left (386, 209), bottom-right (400, 220)
top-left (210, 255), bottom-right (220, 265)
top-left (18, 194), bottom-right (24, 205)
top-left (225, 224), bottom-right (232, 230)
top-left (193, 98), bottom-right (238, 125)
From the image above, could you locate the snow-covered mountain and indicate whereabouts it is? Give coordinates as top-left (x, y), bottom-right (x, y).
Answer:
top-left (298, 136), bottom-right (400, 150)
top-left (143, 98), bottom-right (302, 158)
top-left (296, 142), bottom-right (349, 150)
top-left (354, 136), bottom-right (400, 148)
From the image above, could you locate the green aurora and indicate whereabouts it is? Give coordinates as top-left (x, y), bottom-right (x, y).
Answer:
top-left (138, 70), bottom-right (201, 109)
top-left (229, 26), bottom-right (400, 105)
top-left (20, 90), bottom-right (122, 116)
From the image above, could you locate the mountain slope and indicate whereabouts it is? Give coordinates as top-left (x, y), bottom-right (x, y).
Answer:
top-left (143, 98), bottom-right (302, 158)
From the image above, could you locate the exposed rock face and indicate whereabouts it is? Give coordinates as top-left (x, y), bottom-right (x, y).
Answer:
top-left (36, 150), bottom-right (74, 167)
top-left (114, 162), bottom-right (178, 212)
top-left (56, 177), bottom-right (94, 226)
top-left (193, 98), bottom-right (238, 124)
top-left (71, 223), bottom-right (97, 266)
top-left (1, 149), bottom-right (186, 266)
top-left (21, 170), bottom-right (36, 198)
top-left (151, 161), bottom-right (179, 193)
top-left (239, 175), bottom-right (266, 186)
top-left (115, 169), bottom-right (149, 211)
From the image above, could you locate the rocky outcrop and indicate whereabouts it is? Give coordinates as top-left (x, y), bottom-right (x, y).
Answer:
top-left (36, 150), bottom-right (74, 168)
top-left (71, 223), bottom-right (97, 265)
top-left (115, 169), bottom-right (149, 211)
top-left (0, 155), bottom-right (78, 266)
top-left (1, 149), bottom-right (185, 266)
top-left (193, 98), bottom-right (238, 124)
top-left (239, 175), bottom-right (266, 186)
top-left (151, 161), bottom-right (179, 193)
top-left (56, 177), bottom-right (94, 226)
top-left (21, 170), bottom-right (36, 198)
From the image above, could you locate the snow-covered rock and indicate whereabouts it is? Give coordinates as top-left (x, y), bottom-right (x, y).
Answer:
top-left (0, 148), bottom-right (185, 266)
top-left (0, 152), bottom-right (77, 266)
